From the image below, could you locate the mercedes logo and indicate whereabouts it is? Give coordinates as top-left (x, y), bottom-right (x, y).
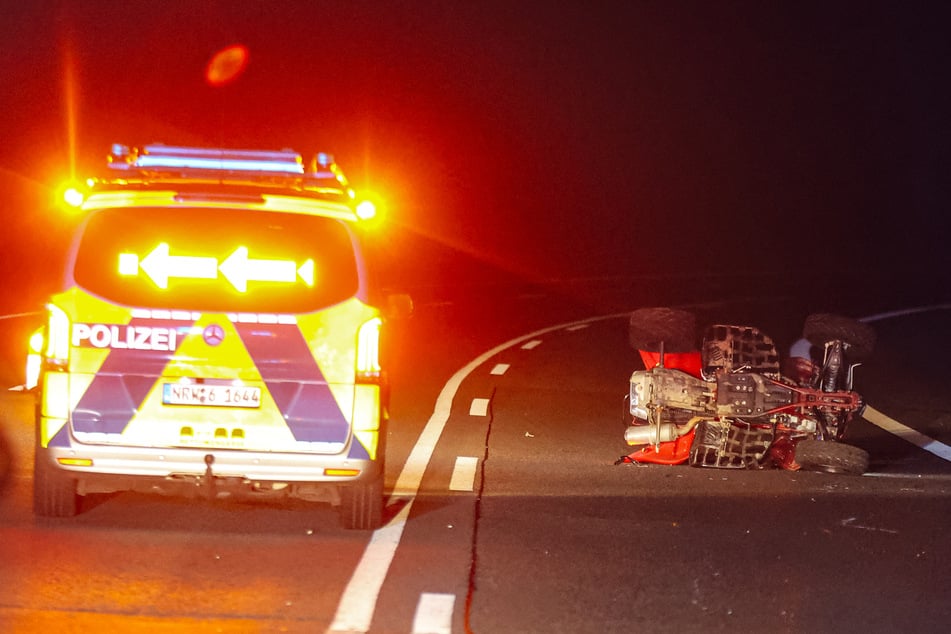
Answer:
top-left (203, 324), bottom-right (225, 346)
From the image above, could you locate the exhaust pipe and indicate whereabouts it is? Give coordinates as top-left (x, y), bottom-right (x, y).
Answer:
top-left (624, 423), bottom-right (681, 446)
top-left (624, 416), bottom-right (708, 446)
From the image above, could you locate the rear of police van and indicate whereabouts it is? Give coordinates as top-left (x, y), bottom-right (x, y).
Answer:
top-left (34, 146), bottom-right (389, 529)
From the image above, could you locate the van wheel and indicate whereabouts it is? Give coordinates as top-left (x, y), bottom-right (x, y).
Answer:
top-left (34, 448), bottom-right (80, 517)
top-left (339, 477), bottom-right (383, 530)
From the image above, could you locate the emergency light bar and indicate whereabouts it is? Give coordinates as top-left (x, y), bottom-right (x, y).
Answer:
top-left (70, 143), bottom-right (373, 217)
top-left (109, 144), bottom-right (306, 174)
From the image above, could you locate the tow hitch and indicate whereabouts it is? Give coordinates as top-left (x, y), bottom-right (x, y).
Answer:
top-left (203, 454), bottom-right (217, 500)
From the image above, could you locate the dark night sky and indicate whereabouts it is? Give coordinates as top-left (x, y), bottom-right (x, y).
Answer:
top-left (1, 1), bottom-right (950, 312)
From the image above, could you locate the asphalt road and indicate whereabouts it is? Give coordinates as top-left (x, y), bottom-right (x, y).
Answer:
top-left (1, 282), bottom-right (949, 633)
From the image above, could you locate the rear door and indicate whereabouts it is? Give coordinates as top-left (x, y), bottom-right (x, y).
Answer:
top-left (52, 203), bottom-right (371, 454)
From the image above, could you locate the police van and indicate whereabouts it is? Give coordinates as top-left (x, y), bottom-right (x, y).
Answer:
top-left (33, 144), bottom-right (407, 529)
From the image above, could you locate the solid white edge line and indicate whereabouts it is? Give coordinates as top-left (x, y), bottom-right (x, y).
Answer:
top-left (449, 456), bottom-right (480, 492)
top-left (863, 405), bottom-right (951, 462)
top-left (327, 313), bottom-right (629, 633)
top-left (856, 304), bottom-right (951, 464)
top-left (327, 502), bottom-right (414, 633)
top-left (412, 593), bottom-right (455, 634)
top-left (859, 303), bottom-right (951, 323)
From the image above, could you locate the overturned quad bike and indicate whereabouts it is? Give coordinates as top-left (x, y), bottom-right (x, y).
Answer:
top-left (617, 308), bottom-right (875, 474)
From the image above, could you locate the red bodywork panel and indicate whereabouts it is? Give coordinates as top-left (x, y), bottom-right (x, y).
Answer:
top-left (767, 433), bottom-right (801, 471)
top-left (622, 428), bottom-right (697, 465)
top-left (624, 350), bottom-right (703, 466)
top-left (638, 350), bottom-right (703, 377)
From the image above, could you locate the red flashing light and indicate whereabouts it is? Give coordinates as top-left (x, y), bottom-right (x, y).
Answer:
top-left (206, 44), bottom-right (249, 87)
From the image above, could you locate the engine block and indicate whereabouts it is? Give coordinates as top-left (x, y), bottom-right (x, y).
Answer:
top-left (629, 367), bottom-right (715, 419)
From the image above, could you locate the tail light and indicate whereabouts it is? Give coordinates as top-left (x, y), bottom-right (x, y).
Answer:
top-left (39, 305), bottom-right (72, 422)
top-left (45, 304), bottom-right (71, 369)
top-left (25, 330), bottom-right (43, 389)
top-left (356, 317), bottom-right (382, 382)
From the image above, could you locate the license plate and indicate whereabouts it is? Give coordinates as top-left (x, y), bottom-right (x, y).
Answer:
top-left (162, 383), bottom-right (261, 408)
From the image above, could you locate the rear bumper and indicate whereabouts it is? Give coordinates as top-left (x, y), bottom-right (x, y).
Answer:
top-left (40, 440), bottom-right (381, 494)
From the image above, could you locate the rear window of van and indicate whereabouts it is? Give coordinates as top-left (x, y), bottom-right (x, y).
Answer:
top-left (72, 206), bottom-right (359, 313)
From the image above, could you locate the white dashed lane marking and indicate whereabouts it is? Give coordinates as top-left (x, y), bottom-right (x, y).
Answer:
top-left (469, 398), bottom-right (490, 417)
top-left (412, 593), bottom-right (455, 634)
top-left (449, 456), bottom-right (479, 492)
top-left (521, 339), bottom-right (543, 350)
top-left (490, 363), bottom-right (510, 375)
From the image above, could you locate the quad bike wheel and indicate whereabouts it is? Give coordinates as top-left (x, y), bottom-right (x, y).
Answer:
top-left (628, 307), bottom-right (696, 353)
top-left (803, 314), bottom-right (876, 360)
top-left (795, 439), bottom-right (869, 475)
top-left (701, 324), bottom-right (781, 377)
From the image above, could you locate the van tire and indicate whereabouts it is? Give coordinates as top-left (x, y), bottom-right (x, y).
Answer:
top-left (340, 477), bottom-right (383, 530)
top-left (34, 448), bottom-right (80, 517)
